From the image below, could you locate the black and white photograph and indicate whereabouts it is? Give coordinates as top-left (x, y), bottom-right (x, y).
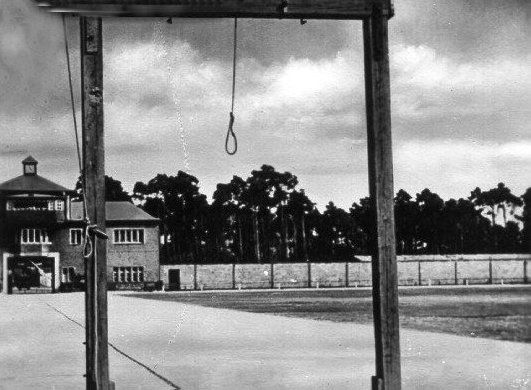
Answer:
top-left (0, 0), bottom-right (529, 389)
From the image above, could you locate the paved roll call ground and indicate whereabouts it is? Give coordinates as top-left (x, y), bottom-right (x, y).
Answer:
top-left (1, 290), bottom-right (530, 389)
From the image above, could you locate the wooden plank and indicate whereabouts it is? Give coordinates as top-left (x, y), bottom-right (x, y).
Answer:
top-left (362, 7), bottom-right (401, 390)
top-left (81, 16), bottom-right (111, 390)
top-left (34, 0), bottom-right (393, 19)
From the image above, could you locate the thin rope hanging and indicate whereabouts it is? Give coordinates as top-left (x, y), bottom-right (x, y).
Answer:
top-left (225, 18), bottom-right (238, 155)
top-left (62, 14), bottom-right (93, 258)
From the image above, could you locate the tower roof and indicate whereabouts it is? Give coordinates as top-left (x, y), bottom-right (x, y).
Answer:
top-left (22, 155), bottom-right (38, 164)
top-left (0, 174), bottom-right (73, 195)
top-left (0, 156), bottom-right (74, 195)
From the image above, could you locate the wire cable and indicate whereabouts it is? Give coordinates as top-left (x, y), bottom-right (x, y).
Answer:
top-left (62, 14), bottom-right (82, 175)
top-left (43, 300), bottom-right (181, 389)
top-left (62, 14), bottom-right (93, 256)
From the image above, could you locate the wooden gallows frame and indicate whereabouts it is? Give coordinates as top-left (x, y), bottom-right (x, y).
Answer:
top-left (33, 1), bottom-right (401, 389)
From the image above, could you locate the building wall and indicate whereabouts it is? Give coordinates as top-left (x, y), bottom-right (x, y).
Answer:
top-left (45, 224), bottom-right (160, 283)
top-left (106, 225), bottom-right (160, 282)
top-left (0, 223), bottom-right (160, 291)
top-left (52, 227), bottom-right (85, 279)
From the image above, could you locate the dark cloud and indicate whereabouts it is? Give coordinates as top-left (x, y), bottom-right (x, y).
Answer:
top-left (390, 0), bottom-right (531, 60)
top-left (104, 17), bottom-right (353, 66)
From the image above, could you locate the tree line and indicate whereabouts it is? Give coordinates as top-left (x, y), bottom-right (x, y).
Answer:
top-left (77, 165), bottom-right (530, 263)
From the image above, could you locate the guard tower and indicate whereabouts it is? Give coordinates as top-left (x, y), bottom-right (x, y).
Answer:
top-left (0, 157), bottom-right (75, 293)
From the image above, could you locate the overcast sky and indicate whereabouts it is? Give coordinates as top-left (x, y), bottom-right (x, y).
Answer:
top-left (0, 0), bottom-right (529, 209)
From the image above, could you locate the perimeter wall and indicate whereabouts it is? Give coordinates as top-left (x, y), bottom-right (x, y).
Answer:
top-left (161, 254), bottom-right (529, 290)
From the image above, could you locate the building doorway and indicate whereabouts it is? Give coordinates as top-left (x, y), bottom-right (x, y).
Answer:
top-left (167, 269), bottom-right (181, 291)
top-left (6, 256), bottom-right (56, 294)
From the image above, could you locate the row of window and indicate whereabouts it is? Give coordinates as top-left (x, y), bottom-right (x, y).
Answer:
top-left (112, 267), bottom-right (144, 283)
top-left (113, 229), bottom-right (145, 244)
top-left (19, 228), bottom-right (146, 245)
top-left (20, 228), bottom-right (51, 244)
top-left (6, 200), bottom-right (64, 211)
top-left (62, 266), bottom-right (145, 284)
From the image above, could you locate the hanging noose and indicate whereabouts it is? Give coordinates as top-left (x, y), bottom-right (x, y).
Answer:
top-left (225, 18), bottom-right (238, 155)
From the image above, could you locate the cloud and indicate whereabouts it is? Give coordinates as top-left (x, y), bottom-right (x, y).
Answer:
top-left (395, 140), bottom-right (531, 199)
top-left (391, 44), bottom-right (531, 121)
top-left (0, 0), bottom-right (529, 210)
top-left (0, 1), bottom-right (67, 117)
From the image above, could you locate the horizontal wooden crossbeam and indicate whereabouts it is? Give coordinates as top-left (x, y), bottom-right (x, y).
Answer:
top-left (34, 0), bottom-right (393, 19)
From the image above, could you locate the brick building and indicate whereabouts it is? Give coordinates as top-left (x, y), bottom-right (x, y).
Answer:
top-left (0, 157), bottom-right (160, 293)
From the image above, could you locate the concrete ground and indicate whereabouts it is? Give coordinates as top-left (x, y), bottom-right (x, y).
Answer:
top-left (0, 291), bottom-right (529, 390)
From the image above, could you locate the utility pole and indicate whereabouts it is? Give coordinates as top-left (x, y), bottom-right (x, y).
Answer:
top-left (80, 16), bottom-right (112, 390)
top-left (363, 5), bottom-right (402, 390)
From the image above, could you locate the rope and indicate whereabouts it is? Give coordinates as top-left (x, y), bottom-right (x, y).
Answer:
top-left (62, 14), bottom-right (82, 175)
top-left (62, 14), bottom-right (93, 257)
top-left (225, 18), bottom-right (238, 155)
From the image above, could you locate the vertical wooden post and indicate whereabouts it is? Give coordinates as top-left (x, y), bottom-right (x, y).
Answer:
top-left (454, 260), bottom-right (458, 285)
top-left (81, 16), bottom-right (111, 390)
top-left (363, 6), bottom-right (401, 390)
top-left (524, 260), bottom-right (527, 284)
top-left (417, 261), bottom-right (422, 286)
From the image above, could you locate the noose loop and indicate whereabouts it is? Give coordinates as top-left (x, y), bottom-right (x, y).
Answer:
top-left (83, 223), bottom-right (94, 259)
top-left (225, 18), bottom-right (238, 155)
top-left (226, 112), bottom-right (237, 155)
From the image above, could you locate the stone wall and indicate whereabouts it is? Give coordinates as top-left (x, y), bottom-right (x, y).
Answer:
top-left (235, 264), bottom-right (270, 289)
top-left (492, 260), bottom-right (526, 283)
top-left (348, 262), bottom-right (372, 287)
top-left (274, 263), bottom-right (308, 288)
top-left (420, 261), bottom-right (456, 285)
top-left (312, 262), bottom-right (345, 287)
top-left (197, 264), bottom-right (233, 289)
top-left (160, 254), bottom-right (529, 291)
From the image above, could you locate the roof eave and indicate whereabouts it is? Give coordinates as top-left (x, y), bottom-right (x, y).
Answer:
top-left (0, 189), bottom-right (76, 196)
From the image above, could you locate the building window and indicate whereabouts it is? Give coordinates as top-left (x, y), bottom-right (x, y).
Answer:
top-left (21, 228), bottom-right (51, 244)
top-left (61, 267), bottom-right (76, 283)
top-left (113, 228), bottom-right (144, 244)
top-left (113, 266), bottom-right (144, 283)
top-left (70, 229), bottom-right (83, 245)
top-left (47, 200), bottom-right (64, 211)
top-left (55, 200), bottom-right (64, 211)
